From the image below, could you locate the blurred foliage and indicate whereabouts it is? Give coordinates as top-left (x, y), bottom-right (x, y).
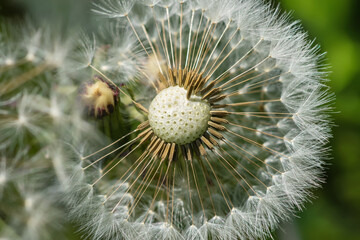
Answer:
top-left (0, 0), bottom-right (359, 239)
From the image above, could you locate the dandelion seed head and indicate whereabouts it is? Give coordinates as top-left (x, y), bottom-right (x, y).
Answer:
top-left (62, 0), bottom-right (334, 239)
top-left (0, 17), bottom-right (100, 239)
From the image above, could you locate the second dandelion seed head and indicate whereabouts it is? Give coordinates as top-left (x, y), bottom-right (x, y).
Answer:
top-left (148, 85), bottom-right (211, 145)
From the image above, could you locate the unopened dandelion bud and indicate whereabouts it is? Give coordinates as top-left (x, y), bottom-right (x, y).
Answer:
top-left (80, 76), bottom-right (119, 118)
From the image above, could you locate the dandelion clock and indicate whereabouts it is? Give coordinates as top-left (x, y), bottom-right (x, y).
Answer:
top-left (61, 0), bottom-right (334, 239)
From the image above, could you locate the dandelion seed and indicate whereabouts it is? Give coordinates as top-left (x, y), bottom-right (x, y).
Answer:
top-left (64, 0), bottom-right (334, 239)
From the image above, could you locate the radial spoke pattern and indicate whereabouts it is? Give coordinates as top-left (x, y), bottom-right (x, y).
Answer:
top-left (67, 1), bottom-right (333, 239)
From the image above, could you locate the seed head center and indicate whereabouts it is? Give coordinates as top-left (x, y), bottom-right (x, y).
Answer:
top-left (148, 86), bottom-right (211, 145)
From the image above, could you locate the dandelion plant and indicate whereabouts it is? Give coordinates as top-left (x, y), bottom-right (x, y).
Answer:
top-left (0, 0), bottom-right (334, 239)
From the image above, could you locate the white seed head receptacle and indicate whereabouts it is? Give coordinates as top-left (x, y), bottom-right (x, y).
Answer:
top-left (148, 86), bottom-right (211, 145)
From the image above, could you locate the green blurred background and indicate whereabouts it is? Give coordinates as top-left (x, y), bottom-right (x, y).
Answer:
top-left (1, 0), bottom-right (359, 239)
